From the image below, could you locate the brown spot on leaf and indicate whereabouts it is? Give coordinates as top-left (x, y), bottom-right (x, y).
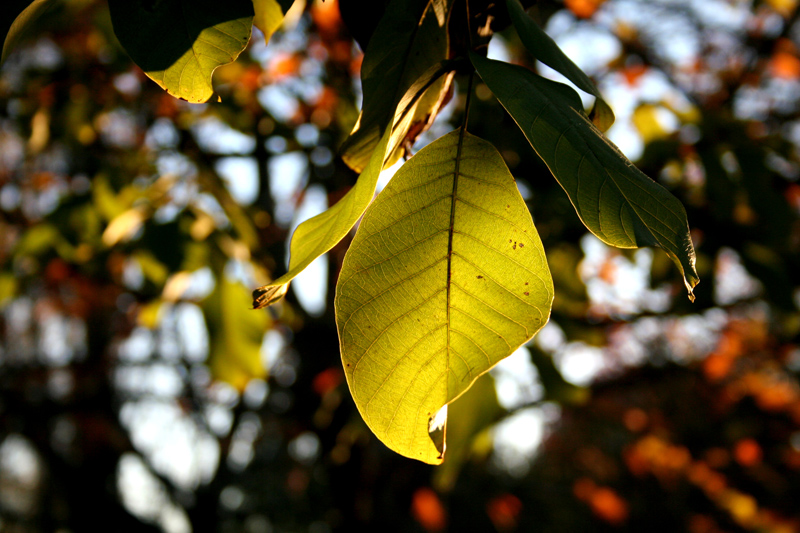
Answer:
top-left (519, 243), bottom-right (524, 248)
top-left (477, 275), bottom-right (484, 279)
top-left (524, 292), bottom-right (530, 296)
top-left (525, 282), bottom-right (529, 286)
top-left (512, 242), bottom-right (517, 250)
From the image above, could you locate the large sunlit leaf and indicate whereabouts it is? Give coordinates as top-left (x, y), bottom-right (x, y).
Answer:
top-left (1, 0), bottom-right (61, 65)
top-left (252, 0), bottom-right (294, 44)
top-left (339, 0), bottom-right (452, 172)
top-left (472, 54), bottom-right (699, 298)
top-left (108, 0), bottom-right (254, 103)
top-left (505, 0), bottom-right (614, 131)
top-left (336, 130), bottom-right (553, 464)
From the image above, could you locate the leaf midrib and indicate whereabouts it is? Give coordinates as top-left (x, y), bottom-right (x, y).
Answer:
top-left (445, 124), bottom-right (466, 404)
top-left (506, 66), bottom-right (684, 251)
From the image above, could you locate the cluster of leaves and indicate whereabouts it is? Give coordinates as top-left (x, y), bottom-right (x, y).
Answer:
top-left (2, 0), bottom-right (700, 464)
top-left (4, 0), bottom-right (800, 531)
top-left (253, 0), bottom-right (699, 463)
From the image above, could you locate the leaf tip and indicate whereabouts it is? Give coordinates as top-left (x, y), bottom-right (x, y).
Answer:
top-left (685, 276), bottom-right (699, 303)
top-left (252, 283), bottom-right (288, 309)
top-left (427, 405), bottom-right (447, 464)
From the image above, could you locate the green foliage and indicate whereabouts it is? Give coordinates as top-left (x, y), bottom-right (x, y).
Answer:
top-left (432, 372), bottom-right (501, 490)
top-left (253, 62), bottom-right (457, 310)
top-left (0, 0), bottom-right (699, 464)
top-left (338, 0), bottom-right (452, 172)
top-left (471, 54), bottom-right (699, 299)
top-left (107, 0), bottom-right (254, 103)
top-left (504, 0), bottom-right (614, 131)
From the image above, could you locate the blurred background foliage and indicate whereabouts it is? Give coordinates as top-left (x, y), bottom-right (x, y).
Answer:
top-left (1, 0), bottom-right (800, 531)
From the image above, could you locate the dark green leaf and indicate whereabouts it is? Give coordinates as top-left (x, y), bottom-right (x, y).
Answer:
top-left (108, 0), bottom-right (254, 103)
top-left (339, 0), bottom-right (452, 172)
top-left (506, 0), bottom-right (614, 131)
top-left (1, 0), bottom-right (61, 65)
top-left (472, 54), bottom-right (698, 298)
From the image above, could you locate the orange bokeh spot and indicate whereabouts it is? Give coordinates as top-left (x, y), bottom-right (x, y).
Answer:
top-left (311, 0), bottom-right (343, 38)
top-left (486, 493), bottom-right (523, 531)
top-left (590, 487), bottom-right (629, 526)
top-left (621, 64), bottom-right (648, 86)
top-left (572, 478), bottom-right (628, 526)
top-left (268, 53), bottom-right (303, 80)
top-left (770, 38), bottom-right (800, 79)
top-left (239, 66), bottom-right (262, 92)
top-left (783, 448), bottom-right (800, 469)
top-left (412, 487), bottom-right (447, 532)
top-left (623, 408), bottom-right (649, 433)
top-left (716, 329), bottom-right (744, 358)
top-left (45, 258), bottom-right (71, 284)
top-left (704, 353), bottom-right (734, 382)
top-left (598, 258), bottom-right (618, 284)
top-left (734, 438), bottom-right (763, 467)
top-left (312, 368), bottom-right (343, 396)
top-left (624, 446), bottom-right (650, 477)
top-left (573, 477), bottom-right (597, 501)
top-left (349, 52), bottom-right (364, 76)
top-left (565, 0), bottom-right (606, 18)
top-left (704, 448), bottom-right (730, 469)
top-left (688, 514), bottom-right (719, 533)
top-left (786, 184), bottom-right (800, 211)
top-left (754, 381), bottom-right (797, 412)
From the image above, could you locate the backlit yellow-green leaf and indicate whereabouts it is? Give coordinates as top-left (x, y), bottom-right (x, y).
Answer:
top-left (472, 53), bottom-right (699, 299)
top-left (0, 273), bottom-right (17, 309)
top-left (336, 130), bottom-right (553, 464)
top-left (632, 103), bottom-right (670, 144)
top-left (108, 0), bottom-right (254, 103)
top-left (252, 0), bottom-right (294, 44)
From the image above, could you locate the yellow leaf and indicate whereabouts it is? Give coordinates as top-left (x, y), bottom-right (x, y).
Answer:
top-left (336, 130), bottom-right (553, 464)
